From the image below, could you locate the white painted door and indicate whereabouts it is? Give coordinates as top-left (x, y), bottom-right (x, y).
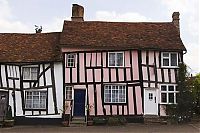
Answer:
top-left (144, 89), bottom-right (158, 115)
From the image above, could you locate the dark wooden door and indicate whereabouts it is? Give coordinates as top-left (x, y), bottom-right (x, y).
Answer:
top-left (74, 90), bottom-right (86, 116)
top-left (0, 91), bottom-right (8, 121)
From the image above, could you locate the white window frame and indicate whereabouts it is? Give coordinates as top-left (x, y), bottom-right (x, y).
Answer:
top-left (108, 52), bottom-right (124, 67)
top-left (65, 86), bottom-right (74, 100)
top-left (161, 52), bottom-right (178, 68)
top-left (160, 84), bottom-right (178, 104)
top-left (22, 67), bottom-right (38, 80)
top-left (25, 90), bottom-right (47, 109)
top-left (66, 53), bottom-right (76, 67)
top-left (104, 84), bottom-right (126, 103)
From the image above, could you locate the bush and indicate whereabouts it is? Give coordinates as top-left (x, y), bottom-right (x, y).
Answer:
top-left (107, 116), bottom-right (126, 126)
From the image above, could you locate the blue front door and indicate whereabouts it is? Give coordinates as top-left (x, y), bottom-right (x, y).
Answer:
top-left (74, 89), bottom-right (86, 116)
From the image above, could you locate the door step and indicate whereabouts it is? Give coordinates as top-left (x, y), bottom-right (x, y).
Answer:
top-left (70, 117), bottom-right (86, 127)
top-left (144, 115), bottom-right (167, 124)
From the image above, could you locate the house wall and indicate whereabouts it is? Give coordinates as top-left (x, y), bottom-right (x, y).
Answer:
top-left (63, 48), bottom-right (182, 117)
top-left (0, 62), bottom-right (63, 120)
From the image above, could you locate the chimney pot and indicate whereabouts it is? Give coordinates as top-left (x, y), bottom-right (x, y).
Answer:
top-left (172, 12), bottom-right (180, 35)
top-left (71, 4), bottom-right (84, 22)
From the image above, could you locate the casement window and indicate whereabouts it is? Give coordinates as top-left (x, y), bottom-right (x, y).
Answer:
top-left (66, 54), bottom-right (76, 67)
top-left (161, 52), bottom-right (178, 67)
top-left (160, 84), bottom-right (178, 104)
top-left (65, 86), bottom-right (73, 100)
top-left (23, 67), bottom-right (38, 80)
top-left (104, 84), bottom-right (126, 103)
top-left (25, 91), bottom-right (47, 109)
top-left (108, 52), bottom-right (124, 67)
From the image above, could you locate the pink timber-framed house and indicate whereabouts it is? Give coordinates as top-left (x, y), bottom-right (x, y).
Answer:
top-left (60, 4), bottom-right (186, 123)
top-left (0, 4), bottom-right (186, 125)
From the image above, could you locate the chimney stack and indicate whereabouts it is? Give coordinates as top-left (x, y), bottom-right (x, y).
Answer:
top-left (71, 4), bottom-right (84, 22)
top-left (172, 12), bottom-right (180, 34)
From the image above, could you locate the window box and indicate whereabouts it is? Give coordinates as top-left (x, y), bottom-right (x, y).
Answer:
top-left (161, 52), bottom-right (178, 68)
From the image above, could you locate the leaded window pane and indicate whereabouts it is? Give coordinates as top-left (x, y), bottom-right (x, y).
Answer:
top-left (109, 53), bottom-right (115, 66)
top-left (161, 93), bottom-right (167, 103)
top-left (117, 53), bottom-right (123, 66)
top-left (163, 59), bottom-right (169, 66)
top-left (169, 93), bottom-right (174, 103)
top-left (171, 53), bottom-right (177, 66)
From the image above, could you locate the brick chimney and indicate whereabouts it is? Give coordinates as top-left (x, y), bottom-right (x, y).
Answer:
top-left (172, 12), bottom-right (180, 34)
top-left (71, 4), bottom-right (84, 22)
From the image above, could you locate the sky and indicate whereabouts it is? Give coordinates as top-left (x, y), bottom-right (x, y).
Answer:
top-left (0, 0), bottom-right (199, 74)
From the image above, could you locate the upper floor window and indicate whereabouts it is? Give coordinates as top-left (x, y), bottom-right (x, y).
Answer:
top-left (66, 54), bottom-right (76, 67)
top-left (23, 67), bottom-right (38, 80)
top-left (161, 52), bottom-right (178, 67)
top-left (25, 91), bottom-right (47, 109)
top-left (104, 84), bottom-right (126, 103)
top-left (108, 52), bottom-right (124, 67)
top-left (160, 84), bottom-right (178, 104)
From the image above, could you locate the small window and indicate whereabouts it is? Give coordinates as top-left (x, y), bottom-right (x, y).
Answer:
top-left (149, 93), bottom-right (153, 100)
top-left (23, 67), bottom-right (38, 80)
top-left (104, 84), bottom-right (126, 103)
top-left (65, 86), bottom-right (73, 100)
top-left (160, 84), bottom-right (178, 104)
top-left (161, 52), bottom-right (178, 67)
top-left (66, 54), bottom-right (76, 67)
top-left (108, 52), bottom-right (124, 67)
top-left (25, 91), bottom-right (47, 109)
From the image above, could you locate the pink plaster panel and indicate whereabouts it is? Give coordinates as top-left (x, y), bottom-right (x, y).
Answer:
top-left (150, 83), bottom-right (155, 88)
top-left (102, 52), bottom-right (107, 67)
top-left (143, 82), bottom-right (148, 88)
top-left (118, 68), bottom-right (124, 81)
top-left (149, 67), bottom-right (155, 81)
top-left (86, 53), bottom-right (91, 67)
top-left (103, 69), bottom-right (109, 82)
top-left (65, 68), bottom-right (70, 83)
top-left (142, 66), bottom-right (148, 80)
top-left (141, 51), bottom-right (146, 64)
top-left (95, 69), bottom-right (101, 82)
top-left (135, 86), bottom-right (143, 115)
top-left (132, 51), bottom-right (139, 80)
top-left (79, 53), bottom-right (85, 82)
top-left (171, 69), bottom-right (176, 83)
top-left (111, 69), bottom-right (116, 82)
top-left (128, 86), bottom-right (134, 115)
top-left (157, 69), bottom-right (162, 82)
top-left (96, 84), bottom-right (103, 115)
top-left (72, 68), bottom-right (77, 83)
top-left (124, 106), bottom-right (128, 115)
top-left (119, 105), bottom-right (122, 115)
top-left (88, 85), bottom-right (95, 115)
top-left (156, 52), bottom-right (160, 67)
top-left (149, 51), bottom-right (154, 65)
top-left (91, 53), bottom-right (96, 67)
top-left (97, 53), bottom-right (101, 66)
top-left (124, 51), bottom-right (131, 67)
top-left (112, 105), bottom-right (117, 115)
top-left (87, 69), bottom-right (93, 82)
top-left (160, 105), bottom-right (167, 116)
top-left (164, 69), bottom-right (169, 82)
top-left (104, 105), bottom-right (110, 115)
top-left (126, 68), bottom-right (131, 81)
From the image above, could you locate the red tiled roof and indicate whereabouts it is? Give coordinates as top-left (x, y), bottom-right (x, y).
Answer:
top-left (60, 21), bottom-right (186, 51)
top-left (0, 33), bottom-right (61, 63)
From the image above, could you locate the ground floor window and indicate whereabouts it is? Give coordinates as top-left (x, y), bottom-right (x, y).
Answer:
top-left (104, 84), bottom-right (126, 103)
top-left (25, 91), bottom-right (47, 109)
top-left (65, 86), bottom-right (73, 100)
top-left (160, 84), bottom-right (178, 104)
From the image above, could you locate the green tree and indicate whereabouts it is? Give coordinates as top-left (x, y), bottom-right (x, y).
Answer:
top-left (192, 73), bottom-right (200, 115)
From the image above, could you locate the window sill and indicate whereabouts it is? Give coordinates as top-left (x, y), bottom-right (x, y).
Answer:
top-left (161, 66), bottom-right (179, 69)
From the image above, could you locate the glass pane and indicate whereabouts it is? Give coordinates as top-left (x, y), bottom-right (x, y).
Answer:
top-left (169, 93), bottom-right (174, 103)
top-left (163, 59), bottom-right (169, 66)
top-left (163, 53), bottom-right (169, 57)
top-left (117, 53), bottom-right (123, 66)
top-left (161, 86), bottom-right (167, 91)
top-left (161, 93), bottom-right (167, 103)
top-left (171, 53), bottom-right (177, 66)
top-left (109, 53), bottom-right (115, 66)
top-left (23, 68), bottom-right (30, 79)
top-left (169, 86), bottom-right (174, 91)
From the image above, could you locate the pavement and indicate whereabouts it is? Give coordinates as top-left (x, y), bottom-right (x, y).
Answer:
top-left (0, 123), bottom-right (199, 133)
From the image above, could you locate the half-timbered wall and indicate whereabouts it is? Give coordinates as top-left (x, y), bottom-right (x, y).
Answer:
top-left (0, 62), bottom-right (63, 118)
top-left (63, 49), bottom-right (143, 116)
top-left (63, 48), bottom-right (182, 117)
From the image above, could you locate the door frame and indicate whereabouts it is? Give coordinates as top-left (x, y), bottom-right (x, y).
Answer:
top-left (144, 88), bottom-right (158, 115)
top-left (72, 88), bottom-right (87, 117)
